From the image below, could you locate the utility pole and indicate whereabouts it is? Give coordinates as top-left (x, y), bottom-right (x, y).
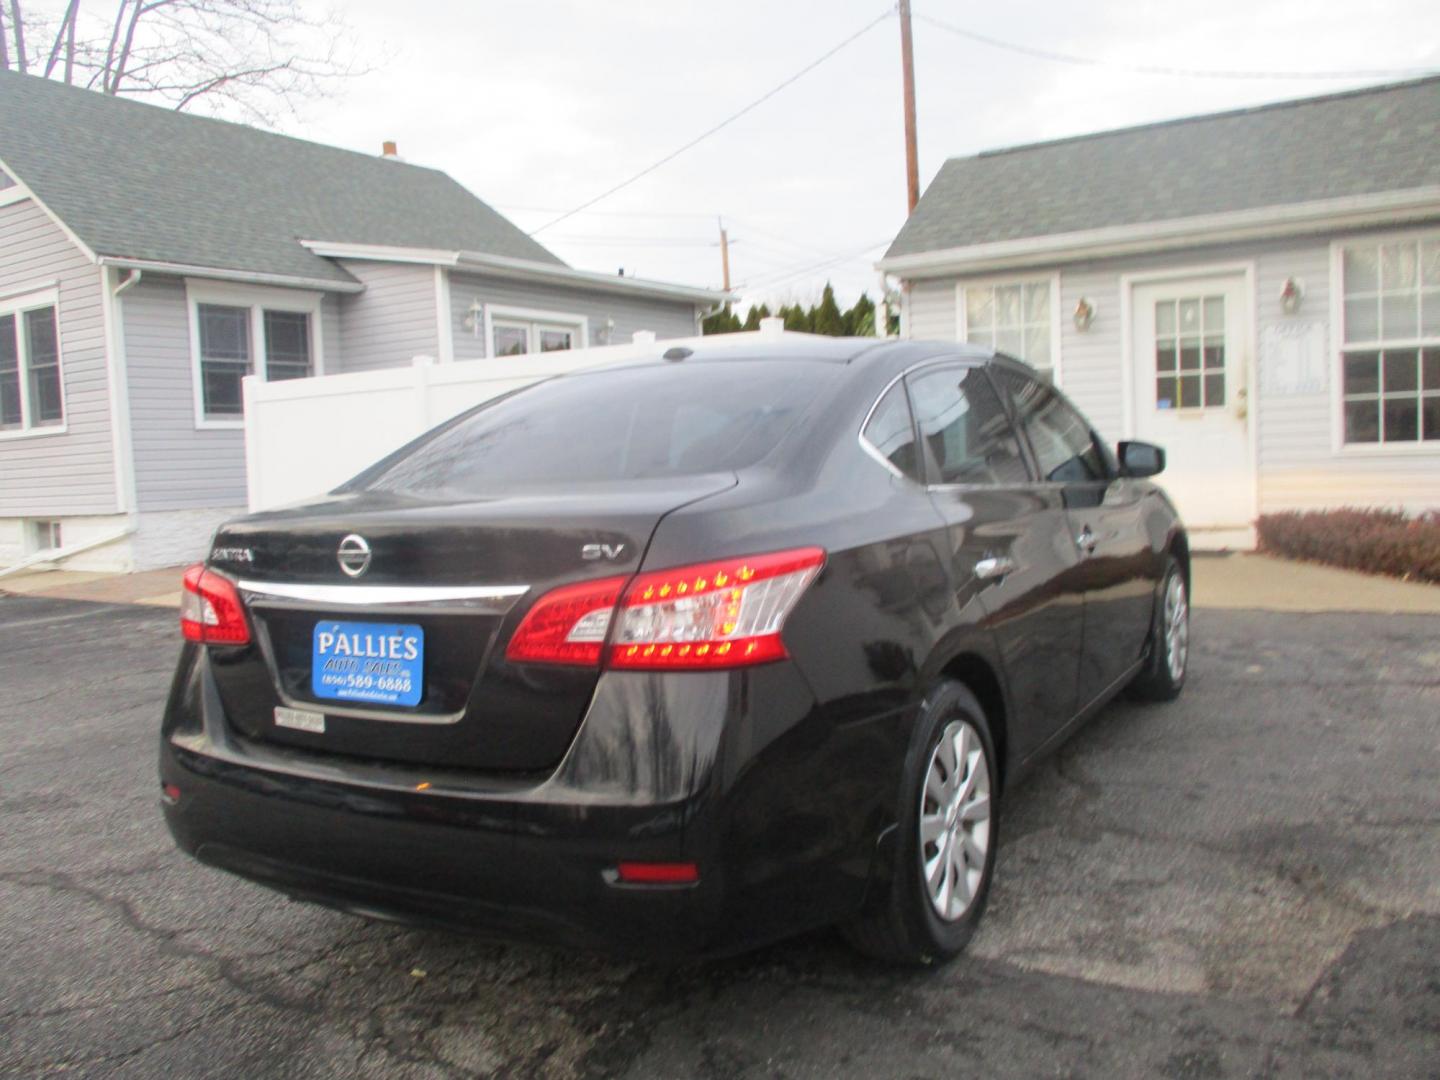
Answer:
top-left (899, 0), bottom-right (919, 214)
top-left (718, 217), bottom-right (732, 293)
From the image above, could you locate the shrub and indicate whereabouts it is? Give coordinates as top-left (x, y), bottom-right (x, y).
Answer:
top-left (1256, 509), bottom-right (1440, 584)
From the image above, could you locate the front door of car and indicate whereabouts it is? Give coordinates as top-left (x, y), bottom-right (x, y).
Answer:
top-left (991, 368), bottom-right (1156, 711)
top-left (907, 363), bottom-right (1086, 761)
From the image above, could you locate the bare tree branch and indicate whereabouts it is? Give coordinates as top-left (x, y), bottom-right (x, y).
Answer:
top-left (10, 0), bottom-right (371, 126)
top-left (42, 0), bottom-right (79, 77)
top-left (0, 4), bottom-right (11, 71)
top-left (9, 0), bottom-right (26, 73)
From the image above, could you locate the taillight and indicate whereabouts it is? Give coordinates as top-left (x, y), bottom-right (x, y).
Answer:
top-left (504, 575), bottom-right (628, 666)
top-left (179, 563), bottom-right (251, 646)
top-left (505, 547), bottom-right (825, 671)
top-left (610, 547), bottom-right (825, 669)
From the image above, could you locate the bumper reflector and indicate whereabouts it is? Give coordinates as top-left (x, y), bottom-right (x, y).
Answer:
top-left (615, 861), bottom-right (699, 885)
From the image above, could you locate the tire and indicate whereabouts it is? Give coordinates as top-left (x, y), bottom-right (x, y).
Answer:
top-left (842, 681), bottom-right (998, 965)
top-left (1128, 555), bottom-right (1189, 702)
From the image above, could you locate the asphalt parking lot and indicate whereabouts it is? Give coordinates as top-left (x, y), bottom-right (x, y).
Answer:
top-left (1, 594), bottom-right (1437, 1078)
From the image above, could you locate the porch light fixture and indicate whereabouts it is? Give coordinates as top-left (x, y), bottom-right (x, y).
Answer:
top-left (1279, 277), bottom-right (1304, 314)
top-left (463, 299), bottom-right (485, 335)
top-left (1073, 296), bottom-right (1096, 331)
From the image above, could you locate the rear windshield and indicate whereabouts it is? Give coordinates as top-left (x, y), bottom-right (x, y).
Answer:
top-left (344, 361), bottom-right (832, 497)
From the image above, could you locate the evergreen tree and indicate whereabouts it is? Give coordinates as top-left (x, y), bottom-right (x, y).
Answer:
top-left (741, 303), bottom-right (771, 331)
top-left (844, 293), bottom-right (877, 337)
top-left (702, 304), bottom-right (742, 335)
top-left (781, 304), bottom-right (811, 332)
top-left (812, 283), bottom-right (845, 336)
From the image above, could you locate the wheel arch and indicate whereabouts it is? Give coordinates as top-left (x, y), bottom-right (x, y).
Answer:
top-left (936, 651), bottom-right (1010, 793)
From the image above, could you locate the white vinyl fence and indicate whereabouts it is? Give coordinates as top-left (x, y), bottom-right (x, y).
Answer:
top-left (242, 323), bottom-right (796, 512)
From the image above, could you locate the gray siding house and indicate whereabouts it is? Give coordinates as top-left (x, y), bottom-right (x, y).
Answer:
top-left (880, 77), bottom-right (1440, 548)
top-left (0, 71), bottom-right (724, 571)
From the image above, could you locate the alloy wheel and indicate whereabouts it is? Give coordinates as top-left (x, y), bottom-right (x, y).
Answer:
top-left (1164, 572), bottom-right (1189, 683)
top-left (919, 719), bottom-right (992, 922)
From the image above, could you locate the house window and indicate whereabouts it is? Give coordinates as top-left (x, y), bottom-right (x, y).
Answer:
top-left (961, 279), bottom-right (1055, 378)
top-left (1339, 237), bottom-right (1440, 444)
top-left (488, 310), bottom-right (585, 358)
top-left (1155, 296), bottom-right (1226, 411)
top-left (188, 284), bottom-right (321, 426)
top-left (0, 290), bottom-right (64, 436)
top-left (28, 520), bottom-right (62, 552)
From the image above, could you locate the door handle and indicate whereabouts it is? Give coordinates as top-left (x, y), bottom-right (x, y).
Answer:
top-left (1075, 526), bottom-right (1097, 556)
top-left (974, 554), bottom-right (1015, 581)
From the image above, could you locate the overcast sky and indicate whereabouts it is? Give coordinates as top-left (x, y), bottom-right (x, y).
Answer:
top-left (45, 0), bottom-right (1440, 309)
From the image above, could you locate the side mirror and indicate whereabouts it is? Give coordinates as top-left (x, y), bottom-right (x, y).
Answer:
top-left (1118, 440), bottom-right (1165, 478)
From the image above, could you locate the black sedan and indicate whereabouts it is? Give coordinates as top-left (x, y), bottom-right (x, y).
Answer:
top-left (161, 339), bottom-right (1189, 964)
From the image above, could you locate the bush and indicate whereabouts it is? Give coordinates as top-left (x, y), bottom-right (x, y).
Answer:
top-left (1256, 509), bottom-right (1440, 584)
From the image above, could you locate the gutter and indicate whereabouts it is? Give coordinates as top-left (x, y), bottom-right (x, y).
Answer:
top-left (877, 186), bottom-right (1440, 279)
top-left (299, 239), bottom-right (731, 306)
top-left (0, 524), bottom-right (138, 582)
top-left (96, 256), bottom-right (364, 294)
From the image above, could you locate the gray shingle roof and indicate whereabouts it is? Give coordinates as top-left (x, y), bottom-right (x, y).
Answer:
top-left (886, 76), bottom-right (1440, 259)
top-left (0, 70), bottom-right (564, 285)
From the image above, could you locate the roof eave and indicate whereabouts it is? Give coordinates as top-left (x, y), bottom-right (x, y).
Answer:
top-left (878, 186), bottom-right (1440, 279)
top-left (455, 250), bottom-right (730, 306)
top-left (300, 240), bottom-right (730, 306)
top-left (96, 255), bottom-right (364, 293)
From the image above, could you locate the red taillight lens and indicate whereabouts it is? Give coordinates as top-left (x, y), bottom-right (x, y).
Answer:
top-left (504, 575), bottom-right (628, 666)
top-left (504, 547), bottom-right (824, 671)
top-left (609, 547), bottom-right (825, 670)
top-left (179, 563), bottom-right (251, 646)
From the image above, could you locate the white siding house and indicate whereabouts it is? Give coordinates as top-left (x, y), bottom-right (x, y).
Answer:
top-left (0, 71), bottom-right (725, 572)
top-left (881, 77), bottom-right (1440, 548)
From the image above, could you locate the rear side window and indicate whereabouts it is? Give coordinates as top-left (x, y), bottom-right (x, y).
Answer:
top-left (993, 368), bottom-right (1108, 483)
top-left (861, 382), bottom-right (922, 482)
top-left (346, 362), bottom-right (832, 496)
top-left (906, 366), bottom-right (1029, 485)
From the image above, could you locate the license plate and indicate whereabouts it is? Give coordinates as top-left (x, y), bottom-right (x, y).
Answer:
top-left (312, 621), bottom-right (424, 707)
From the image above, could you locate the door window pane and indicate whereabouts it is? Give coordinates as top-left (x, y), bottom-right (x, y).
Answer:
top-left (861, 382), bottom-right (921, 481)
top-left (198, 304), bottom-right (251, 418)
top-left (0, 314), bottom-right (20, 429)
top-left (538, 327), bottom-right (574, 352)
top-left (994, 369), bottom-right (1106, 483)
top-left (1155, 294), bottom-right (1225, 411)
top-left (23, 306), bottom-right (63, 424)
top-left (907, 366), bottom-right (1028, 485)
top-left (263, 310), bottom-right (312, 381)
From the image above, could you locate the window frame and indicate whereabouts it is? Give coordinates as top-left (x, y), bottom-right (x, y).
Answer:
top-left (186, 280), bottom-right (325, 430)
top-left (858, 359), bottom-right (1037, 490)
top-left (480, 304), bottom-right (589, 359)
top-left (858, 372), bottom-right (925, 485)
top-left (1330, 230), bottom-right (1440, 455)
top-left (0, 285), bottom-right (67, 440)
top-left (954, 273), bottom-right (1062, 384)
top-left (991, 363), bottom-right (1115, 487)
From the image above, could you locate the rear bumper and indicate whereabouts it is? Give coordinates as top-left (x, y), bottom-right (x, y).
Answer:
top-left (158, 644), bottom-right (889, 958)
top-left (161, 739), bottom-right (711, 956)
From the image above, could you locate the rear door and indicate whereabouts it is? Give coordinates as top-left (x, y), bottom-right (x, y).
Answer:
top-left (990, 367), bottom-right (1155, 710)
top-left (908, 362), bottom-right (1086, 760)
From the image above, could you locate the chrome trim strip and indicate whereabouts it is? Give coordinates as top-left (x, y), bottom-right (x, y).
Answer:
top-left (238, 580), bottom-right (529, 612)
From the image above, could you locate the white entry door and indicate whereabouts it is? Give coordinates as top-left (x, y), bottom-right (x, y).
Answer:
top-left (1131, 275), bottom-right (1253, 536)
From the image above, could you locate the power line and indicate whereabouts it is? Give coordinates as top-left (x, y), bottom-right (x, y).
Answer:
top-left (741, 240), bottom-right (894, 291)
top-left (498, 205), bottom-right (717, 220)
top-left (531, 7), bottom-right (896, 235)
top-left (915, 12), bottom-right (1439, 81)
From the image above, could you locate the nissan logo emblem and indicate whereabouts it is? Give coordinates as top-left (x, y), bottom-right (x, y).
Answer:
top-left (337, 534), bottom-right (372, 578)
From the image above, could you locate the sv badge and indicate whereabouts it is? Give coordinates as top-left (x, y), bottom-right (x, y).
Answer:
top-left (581, 543), bottom-right (627, 561)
